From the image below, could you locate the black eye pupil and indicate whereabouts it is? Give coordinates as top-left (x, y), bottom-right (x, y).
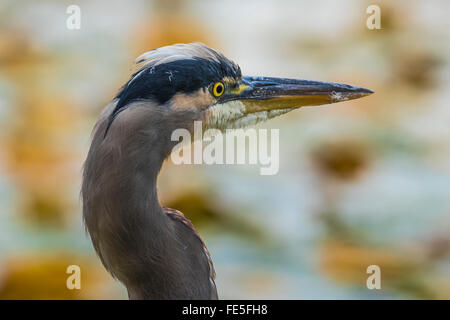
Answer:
top-left (216, 84), bottom-right (223, 93)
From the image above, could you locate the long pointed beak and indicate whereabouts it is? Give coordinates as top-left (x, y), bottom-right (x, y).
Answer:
top-left (229, 76), bottom-right (373, 113)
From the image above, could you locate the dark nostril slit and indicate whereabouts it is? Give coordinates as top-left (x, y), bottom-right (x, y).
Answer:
top-left (254, 81), bottom-right (278, 87)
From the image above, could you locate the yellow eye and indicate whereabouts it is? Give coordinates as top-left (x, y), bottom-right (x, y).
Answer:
top-left (212, 82), bottom-right (225, 97)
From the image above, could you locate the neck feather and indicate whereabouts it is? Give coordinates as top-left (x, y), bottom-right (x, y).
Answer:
top-left (82, 101), bottom-right (196, 296)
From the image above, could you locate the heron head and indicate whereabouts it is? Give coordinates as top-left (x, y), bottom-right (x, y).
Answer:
top-left (106, 42), bottom-right (373, 135)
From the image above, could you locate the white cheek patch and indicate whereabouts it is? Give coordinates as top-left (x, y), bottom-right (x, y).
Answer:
top-left (206, 100), bottom-right (295, 130)
top-left (231, 108), bottom-right (293, 128)
top-left (205, 100), bottom-right (246, 130)
top-left (267, 108), bottom-right (293, 119)
top-left (231, 111), bottom-right (269, 128)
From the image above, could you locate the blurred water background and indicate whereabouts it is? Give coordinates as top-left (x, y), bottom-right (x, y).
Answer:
top-left (0, 0), bottom-right (450, 299)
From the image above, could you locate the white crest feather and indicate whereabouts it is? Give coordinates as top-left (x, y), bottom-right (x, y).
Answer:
top-left (136, 42), bottom-right (224, 67)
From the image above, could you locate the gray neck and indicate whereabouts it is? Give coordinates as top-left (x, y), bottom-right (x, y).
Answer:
top-left (82, 102), bottom-right (198, 298)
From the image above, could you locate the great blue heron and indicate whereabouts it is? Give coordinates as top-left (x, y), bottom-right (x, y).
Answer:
top-left (81, 42), bottom-right (373, 300)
